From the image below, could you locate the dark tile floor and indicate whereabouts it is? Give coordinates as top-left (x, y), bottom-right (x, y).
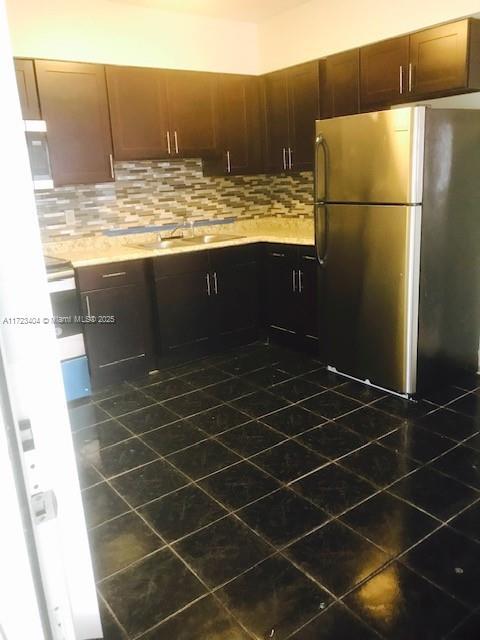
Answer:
top-left (70, 343), bottom-right (480, 639)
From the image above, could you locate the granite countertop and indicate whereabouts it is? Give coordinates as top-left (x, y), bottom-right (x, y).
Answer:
top-left (44, 216), bottom-right (315, 268)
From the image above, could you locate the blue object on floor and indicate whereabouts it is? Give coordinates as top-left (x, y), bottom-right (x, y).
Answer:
top-left (61, 356), bottom-right (91, 401)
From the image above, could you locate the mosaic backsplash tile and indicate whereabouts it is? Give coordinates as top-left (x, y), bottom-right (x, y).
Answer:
top-left (35, 159), bottom-right (313, 242)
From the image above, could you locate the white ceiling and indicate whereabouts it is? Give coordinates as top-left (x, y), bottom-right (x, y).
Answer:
top-left (112, 0), bottom-right (311, 23)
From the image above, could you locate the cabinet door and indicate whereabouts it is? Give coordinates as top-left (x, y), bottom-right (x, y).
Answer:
top-left (212, 262), bottom-right (259, 347)
top-left (213, 74), bottom-right (263, 175)
top-left (155, 271), bottom-right (211, 357)
top-left (321, 50), bottom-right (360, 118)
top-left (264, 246), bottom-right (299, 341)
top-left (106, 66), bottom-right (170, 160)
top-left (298, 249), bottom-right (320, 354)
top-left (81, 284), bottom-right (152, 387)
top-left (35, 60), bottom-right (113, 186)
top-left (360, 36), bottom-right (409, 110)
top-left (263, 70), bottom-right (290, 172)
top-left (166, 70), bottom-right (218, 157)
top-left (287, 61), bottom-right (320, 171)
top-left (14, 58), bottom-right (41, 119)
top-left (409, 20), bottom-right (469, 98)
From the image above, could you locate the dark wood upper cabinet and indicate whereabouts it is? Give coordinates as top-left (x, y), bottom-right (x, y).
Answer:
top-left (360, 36), bottom-right (409, 110)
top-left (360, 19), bottom-right (480, 110)
top-left (14, 58), bottom-right (41, 120)
top-left (165, 70), bottom-right (218, 158)
top-left (35, 60), bottom-right (113, 186)
top-left (263, 70), bottom-right (290, 172)
top-left (287, 61), bottom-right (320, 171)
top-left (410, 19), bottom-right (480, 98)
top-left (321, 49), bottom-right (360, 118)
top-left (205, 74), bottom-right (263, 176)
top-left (106, 66), bottom-right (169, 160)
top-left (264, 61), bottom-right (319, 173)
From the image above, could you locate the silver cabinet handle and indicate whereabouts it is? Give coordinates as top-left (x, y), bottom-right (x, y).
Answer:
top-left (292, 269), bottom-right (296, 292)
top-left (206, 273), bottom-right (211, 296)
top-left (282, 147), bottom-right (287, 171)
top-left (298, 269), bottom-right (303, 293)
top-left (166, 131), bottom-right (171, 154)
top-left (85, 295), bottom-right (91, 316)
top-left (213, 272), bottom-right (218, 295)
top-left (288, 147), bottom-right (293, 170)
top-left (102, 271), bottom-right (126, 279)
top-left (399, 66), bottom-right (404, 94)
top-left (109, 153), bottom-right (115, 179)
top-left (270, 252), bottom-right (285, 258)
top-left (226, 150), bottom-right (231, 174)
top-left (408, 63), bottom-right (413, 92)
top-left (174, 131), bottom-right (179, 154)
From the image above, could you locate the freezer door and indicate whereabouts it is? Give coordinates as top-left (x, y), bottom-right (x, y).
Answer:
top-left (315, 107), bottom-right (425, 204)
top-left (322, 204), bottom-right (421, 394)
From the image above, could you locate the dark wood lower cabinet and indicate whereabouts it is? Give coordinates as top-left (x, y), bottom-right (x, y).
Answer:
top-left (211, 261), bottom-right (259, 347)
top-left (77, 260), bottom-right (154, 388)
top-left (155, 270), bottom-right (211, 358)
top-left (78, 244), bottom-right (319, 386)
top-left (264, 244), bottom-right (320, 354)
top-left (153, 245), bottom-right (261, 364)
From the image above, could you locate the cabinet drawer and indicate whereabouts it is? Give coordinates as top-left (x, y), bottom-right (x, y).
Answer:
top-left (153, 251), bottom-right (209, 278)
top-left (209, 244), bottom-right (259, 269)
top-left (76, 259), bottom-right (145, 291)
top-left (264, 243), bottom-right (298, 262)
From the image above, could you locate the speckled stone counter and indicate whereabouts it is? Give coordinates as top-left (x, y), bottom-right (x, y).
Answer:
top-left (43, 216), bottom-right (315, 268)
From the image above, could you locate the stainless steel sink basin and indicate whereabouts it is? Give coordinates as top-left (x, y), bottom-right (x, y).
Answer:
top-left (130, 233), bottom-right (245, 251)
top-left (131, 238), bottom-right (189, 250)
top-left (182, 233), bottom-right (245, 244)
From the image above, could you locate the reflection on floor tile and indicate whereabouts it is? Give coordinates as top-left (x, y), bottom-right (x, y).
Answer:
top-left (285, 520), bottom-right (389, 596)
top-left (82, 482), bottom-right (129, 529)
top-left (345, 562), bottom-right (468, 639)
top-left (99, 548), bottom-right (206, 637)
top-left (73, 344), bottom-right (480, 639)
top-left (90, 512), bottom-right (162, 580)
top-left (341, 491), bottom-right (438, 556)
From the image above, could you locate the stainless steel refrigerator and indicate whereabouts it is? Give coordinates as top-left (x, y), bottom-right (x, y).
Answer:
top-left (314, 106), bottom-right (480, 396)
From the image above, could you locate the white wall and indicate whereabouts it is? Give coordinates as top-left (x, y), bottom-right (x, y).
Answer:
top-left (259, 0), bottom-right (480, 72)
top-left (5, 0), bottom-right (258, 74)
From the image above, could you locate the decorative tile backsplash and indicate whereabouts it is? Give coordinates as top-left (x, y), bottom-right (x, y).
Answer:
top-left (35, 159), bottom-right (313, 242)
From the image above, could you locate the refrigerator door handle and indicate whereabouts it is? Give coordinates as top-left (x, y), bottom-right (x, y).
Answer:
top-left (314, 204), bottom-right (328, 266)
top-left (314, 134), bottom-right (328, 203)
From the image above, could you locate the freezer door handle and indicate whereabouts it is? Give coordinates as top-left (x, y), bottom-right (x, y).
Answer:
top-left (314, 134), bottom-right (328, 203)
top-left (314, 204), bottom-right (328, 266)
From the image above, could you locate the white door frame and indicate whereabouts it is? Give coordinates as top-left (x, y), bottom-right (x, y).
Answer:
top-left (0, 2), bottom-right (101, 638)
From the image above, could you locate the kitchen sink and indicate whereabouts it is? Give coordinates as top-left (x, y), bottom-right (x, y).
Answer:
top-left (131, 238), bottom-right (190, 250)
top-left (182, 233), bottom-right (245, 244)
top-left (130, 233), bottom-right (245, 251)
